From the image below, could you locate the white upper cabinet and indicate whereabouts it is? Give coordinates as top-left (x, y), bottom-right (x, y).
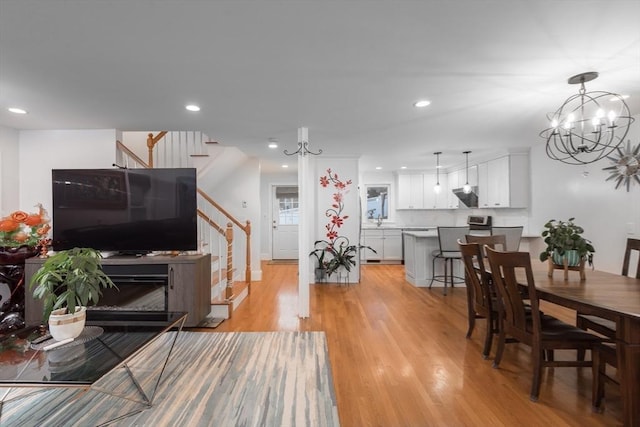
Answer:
top-left (397, 174), bottom-right (424, 209)
top-left (477, 153), bottom-right (529, 208)
top-left (422, 173), bottom-right (448, 209)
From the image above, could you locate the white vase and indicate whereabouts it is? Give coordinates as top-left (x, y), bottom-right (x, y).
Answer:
top-left (48, 306), bottom-right (86, 341)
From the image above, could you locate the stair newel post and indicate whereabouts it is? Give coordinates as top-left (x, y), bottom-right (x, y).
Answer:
top-left (245, 220), bottom-right (251, 292)
top-left (146, 131), bottom-right (168, 168)
top-left (225, 222), bottom-right (234, 300)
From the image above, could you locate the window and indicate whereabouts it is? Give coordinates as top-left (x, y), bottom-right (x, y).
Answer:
top-left (365, 185), bottom-right (389, 220)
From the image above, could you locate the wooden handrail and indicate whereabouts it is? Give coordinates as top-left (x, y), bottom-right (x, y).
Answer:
top-left (197, 188), bottom-right (250, 233)
top-left (115, 141), bottom-right (150, 168)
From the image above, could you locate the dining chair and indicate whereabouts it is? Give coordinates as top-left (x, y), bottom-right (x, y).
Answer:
top-left (429, 226), bottom-right (469, 295)
top-left (465, 234), bottom-right (507, 256)
top-left (485, 247), bottom-right (602, 402)
top-left (592, 342), bottom-right (619, 412)
top-left (577, 237), bottom-right (640, 344)
top-left (458, 240), bottom-right (499, 359)
top-left (491, 226), bottom-right (523, 251)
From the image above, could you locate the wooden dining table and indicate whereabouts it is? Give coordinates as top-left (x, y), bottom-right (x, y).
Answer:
top-left (526, 261), bottom-right (640, 427)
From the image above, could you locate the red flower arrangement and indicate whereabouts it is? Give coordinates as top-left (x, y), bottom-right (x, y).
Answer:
top-left (0, 204), bottom-right (50, 248)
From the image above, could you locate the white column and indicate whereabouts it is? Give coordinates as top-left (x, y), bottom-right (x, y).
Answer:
top-left (297, 127), bottom-right (311, 318)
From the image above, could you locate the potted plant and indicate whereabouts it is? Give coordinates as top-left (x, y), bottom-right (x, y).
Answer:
top-left (29, 247), bottom-right (117, 341)
top-left (539, 218), bottom-right (595, 268)
top-left (309, 244), bottom-right (329, 282)
top-left (310, 240), bottom-right (376, 281)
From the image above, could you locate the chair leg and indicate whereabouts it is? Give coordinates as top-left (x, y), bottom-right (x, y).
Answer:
top-left (493, 329), bottom-right (507, 368)
top-left (429, 256), bottom-right (437, 289)
top-left (530, 346), bottom-right (543, 402)
top-left (482, 319), bottom-right (493, 359)
top-left (465, 287), bottom-right (475, 339)
top-left (443, 259), bottom-right (449, 296)
top-left (592, 346), bottom-right (605, 412)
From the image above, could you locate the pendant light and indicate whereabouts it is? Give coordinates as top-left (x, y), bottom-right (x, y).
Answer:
top-left (434, 151), bottom-right (442, 194)
top-left (463, 151), bottom-right (472, 194)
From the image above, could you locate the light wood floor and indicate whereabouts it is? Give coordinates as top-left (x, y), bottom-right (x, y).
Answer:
top-left (200, 263), bottom-right (622, 426)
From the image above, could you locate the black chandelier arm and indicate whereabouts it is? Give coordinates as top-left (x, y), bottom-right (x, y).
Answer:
top-left (283, 141), bottom-right (323, 156)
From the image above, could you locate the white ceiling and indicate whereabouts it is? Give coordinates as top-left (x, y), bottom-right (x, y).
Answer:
top-left (1, 1), bottom-right (639, 173)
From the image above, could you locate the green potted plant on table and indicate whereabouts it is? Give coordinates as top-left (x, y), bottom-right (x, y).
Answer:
top-left (29, 247), bottom-right (117, 341)
top-left (539, 218), bottom-right (595, 280)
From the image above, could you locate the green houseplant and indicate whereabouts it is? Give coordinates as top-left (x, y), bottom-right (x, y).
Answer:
top-left (310, 240), bottom-right (376, 278)
top-left (539, 218), bottom-right (595, 266)
top-left (29, 247), bottom-right (117, 340)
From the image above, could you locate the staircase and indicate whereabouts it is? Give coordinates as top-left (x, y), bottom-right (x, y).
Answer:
top-left (116, 131), bottom-right (252, 320)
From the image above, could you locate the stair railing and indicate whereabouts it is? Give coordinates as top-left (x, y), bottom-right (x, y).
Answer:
top-left (116, 133), bottom-right (252, 298)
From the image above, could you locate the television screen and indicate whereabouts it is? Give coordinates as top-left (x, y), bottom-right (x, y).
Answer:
top-left (52, 168), bottom-right (198, 254)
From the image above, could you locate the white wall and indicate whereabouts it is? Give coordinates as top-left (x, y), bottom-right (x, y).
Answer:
top-left (0, 126), bottom-right (20, 214)
top-left (199, 156), bottom-right (262, 280)
top-left (18, 129), bottom-right (119, 215)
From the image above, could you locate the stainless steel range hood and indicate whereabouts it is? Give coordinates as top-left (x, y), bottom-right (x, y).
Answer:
top-left (452, 186), bottom-right (479, 208)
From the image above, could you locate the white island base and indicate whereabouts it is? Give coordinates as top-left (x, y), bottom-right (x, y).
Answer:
top-left (403, 230), bottom-right (465, 288)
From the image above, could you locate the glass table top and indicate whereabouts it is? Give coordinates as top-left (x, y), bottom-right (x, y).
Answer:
top-left (0, 311), bottom-right (187, 386)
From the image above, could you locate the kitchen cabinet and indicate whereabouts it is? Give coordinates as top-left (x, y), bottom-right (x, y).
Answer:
top-left (361, 228), bottom-right (402, 263)
top-left (397, 174), bottom-right (424, 209)
top-left (477, 153), bottom-right (529, 208)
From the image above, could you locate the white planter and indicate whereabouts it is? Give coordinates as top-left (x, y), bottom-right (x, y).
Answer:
top-left (48, 306), bottom-right (86, 341)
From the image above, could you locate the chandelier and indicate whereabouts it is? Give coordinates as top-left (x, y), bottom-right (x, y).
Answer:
top-left (540, 72), bottom-right (634, 165)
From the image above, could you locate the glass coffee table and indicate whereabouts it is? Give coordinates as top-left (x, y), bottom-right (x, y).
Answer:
top-left (0, 310), bottom-right (187, 426)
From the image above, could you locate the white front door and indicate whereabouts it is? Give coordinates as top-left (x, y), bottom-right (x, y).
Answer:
top-left (272, 185), bottom-right (299, 259)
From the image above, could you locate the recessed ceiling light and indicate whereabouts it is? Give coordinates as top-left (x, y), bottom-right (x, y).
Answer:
top-left (400, 166), bottom-right (407, 169)
top-left (185, 104), bottom-right (201, 112)
top-left (8, 107), bottom-right (27, 114)
top-left (268, 143), bottom-right (278, 149)
top-left (375, 166), bottom-right (382, 170)
top-left (282, 164), bottom-right (289, 168)
top-left (413, 100), bottom-right (431, 108)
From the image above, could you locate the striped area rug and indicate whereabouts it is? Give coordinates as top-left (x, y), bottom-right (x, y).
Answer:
top-left (1, 331), bottom-right (340, 427)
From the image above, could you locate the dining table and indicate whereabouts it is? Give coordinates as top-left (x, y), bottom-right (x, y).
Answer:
top-left (525, 261), bottom-right (640, 427)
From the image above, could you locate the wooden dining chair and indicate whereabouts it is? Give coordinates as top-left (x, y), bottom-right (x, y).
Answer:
top-left (577, 237), bottom-right (640, 343)
top-left (485, 247), bottom-right (602, 401)
top-left (592, 342), bottom-right (619, 412)
top-left (458, 240), bottom-right (499, 359)
top-left (465, 234), bottom-right (507, 256)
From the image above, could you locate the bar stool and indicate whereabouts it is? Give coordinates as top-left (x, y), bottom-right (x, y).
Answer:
top-left (429, 226), bottom-right (469, 295)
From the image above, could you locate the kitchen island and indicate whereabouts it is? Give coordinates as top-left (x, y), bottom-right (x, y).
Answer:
top-left (402, 229), bottom-right (540, 287)
top-left (403, 230), bottom-right (464, 287)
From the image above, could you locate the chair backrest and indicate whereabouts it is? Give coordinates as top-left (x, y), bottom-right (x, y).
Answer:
top-left (491, 226), bottom-right (524, 251)
top-left (465, 234), bottom-right (507, 257)
top-left (458, 240), bottom-right (493, 316)
top-left (485, 246), bottom-right (540, 344)
top-left (622, 237), bottom-right (640, 279)
top-left (437, 226), bottom-right (470, 252)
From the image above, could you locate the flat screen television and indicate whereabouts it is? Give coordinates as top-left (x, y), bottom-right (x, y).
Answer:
top-left (51, 168), bottom-right (198, 254)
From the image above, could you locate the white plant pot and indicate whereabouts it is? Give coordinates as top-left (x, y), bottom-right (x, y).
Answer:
top-left (48, 306), bottom-right (86, 341)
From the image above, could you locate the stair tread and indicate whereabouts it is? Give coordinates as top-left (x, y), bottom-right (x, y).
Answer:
top-left (211, 280), bottom-right (248, 305)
